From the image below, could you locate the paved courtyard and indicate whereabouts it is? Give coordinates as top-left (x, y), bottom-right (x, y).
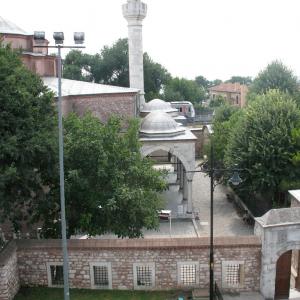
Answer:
top-left (152, 161), bottom-right (254, 238)
top-left (192, 166), bottom-right (254, 237)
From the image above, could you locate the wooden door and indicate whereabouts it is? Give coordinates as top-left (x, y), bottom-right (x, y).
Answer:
top-left (275, 250), bottom-right (292, 299)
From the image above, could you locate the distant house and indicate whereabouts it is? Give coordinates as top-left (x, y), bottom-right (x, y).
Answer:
top-left (208, 82), bottom-right (248, 108)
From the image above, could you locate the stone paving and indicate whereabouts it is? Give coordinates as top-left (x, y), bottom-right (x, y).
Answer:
top-left (223, 292), bottom-right (264, 300)
top-left (192, 167), bottom-right (254, 237)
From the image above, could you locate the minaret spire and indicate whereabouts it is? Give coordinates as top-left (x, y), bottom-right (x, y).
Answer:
top-left (122, 0), bottom-right (147, 109)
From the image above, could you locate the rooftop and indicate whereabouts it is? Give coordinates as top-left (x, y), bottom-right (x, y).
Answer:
top-left (42, 77), bottom-right (139, 97)
top-left (289, 189), bottom-right (300, 203)
top-left (0, 16), bottom-right (28, 35)
top-left (140, 98), bottom-right (177, 114)
top-left (140, 111), bottom-right (186, 138)
top-left (255, 207), bottom-right (300, 227)
top-left (209, 82), bottom-right (248, 93)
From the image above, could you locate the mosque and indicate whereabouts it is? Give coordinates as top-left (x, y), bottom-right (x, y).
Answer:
top-left (3, 2), bottom-right (300, 299)
top-left (0, 0), bottom-right (198, 220)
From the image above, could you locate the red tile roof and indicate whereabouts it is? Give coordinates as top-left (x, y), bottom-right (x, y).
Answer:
top-left (209, 82), bottom-right (248, 94)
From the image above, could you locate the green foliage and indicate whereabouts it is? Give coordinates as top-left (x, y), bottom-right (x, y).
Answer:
top-left (143, 53), bottom-right (171, 100)
top-left (225, 90), bottom-right (300, 202)
top-left (207, 104), bottom-right (242, 166)
top-left (249, 60), bottom-right (299, 97)
top-left (40, 114), bottom-right (166, 238)
top-left (195, 75), bottom-right (210, 89)
top-left (226, 76), bottom-right (252, 85)
top-left (63, 50), bottom-right (92, 81)
top-left (209, 95), bottom-right (226, 108)
top-left (63, 39), bottom-right (171, 101)
top-left (163, 77), bottom-right (205, 104)
top-left (0, 44), bottom-right (57, 231)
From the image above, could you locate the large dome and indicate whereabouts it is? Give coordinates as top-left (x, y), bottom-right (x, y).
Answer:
top-left (140, 111), bottom-right (185, 138)
top-left (140, 99), bottom-right (177, 114)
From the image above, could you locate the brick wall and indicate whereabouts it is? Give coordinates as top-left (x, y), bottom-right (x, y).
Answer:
top-left (17, 236), bottom-right (261, 292)
top-left (0, 241), bottom-right (19, 300)
top-left (62, 93), bottom-right (137, 123)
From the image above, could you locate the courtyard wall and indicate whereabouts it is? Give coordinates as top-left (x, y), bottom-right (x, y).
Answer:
top-left (16, 236), bottom-right (260, 292)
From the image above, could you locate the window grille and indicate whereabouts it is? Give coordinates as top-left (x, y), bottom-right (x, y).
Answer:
top-left (222, 261), bottom-right (244, 288)
top-left (180, 264), bottom-right (196, 285)
top-left (93, 265), bottom-right (109, 287)
top-left (90, 262), bottom-right (112, 289)
top-left (225, 264), bottom-right (240, 286)
top-left (133, 263), bottom-right (155, 289)
top-left (50, 265), bottom-right (64, 286)
top-left (136, 265), bottom-right (152, 286)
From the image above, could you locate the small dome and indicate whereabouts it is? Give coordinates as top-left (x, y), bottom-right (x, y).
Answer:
top-left (141, 99), bottom-right (177, 114)
top-left (140, 111), bottom-right (185, 138)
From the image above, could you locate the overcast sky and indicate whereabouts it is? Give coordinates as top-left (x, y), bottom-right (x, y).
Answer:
top-left (2, 0), bottom-right (300, 81)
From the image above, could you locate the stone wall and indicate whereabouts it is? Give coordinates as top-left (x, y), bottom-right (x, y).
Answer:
top-left (62, 93), bottom-right (137, 123)
top-left (0, 241), bottom-right (19, 300)
top-left (17, 236), bottom-right (261, 292)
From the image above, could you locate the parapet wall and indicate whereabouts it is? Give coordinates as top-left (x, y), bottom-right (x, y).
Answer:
top-left (16, 236), bottom-right (261, 292)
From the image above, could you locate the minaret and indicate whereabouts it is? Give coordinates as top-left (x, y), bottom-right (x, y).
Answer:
top-left (122, 0), bottom-right (147, 109)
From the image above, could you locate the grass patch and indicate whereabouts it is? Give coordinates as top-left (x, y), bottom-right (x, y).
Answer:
top-left (15, 287), bottom-right (188, 300)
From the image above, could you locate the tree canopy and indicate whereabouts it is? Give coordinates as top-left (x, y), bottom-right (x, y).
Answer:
top-left (0, 44), bottom-right (57, 231)
top-left (226, 76), bottom-right (252, 85)
top-left (163, 77), bottom-right (205, 104)
top-left (249, 61), bottom-right (299, 97)
top-left (63, 39), bottom-right (171, 101)
top-left (38, 114), bottom-right (167, 238)
top-left (225, 90), bottom-right (300, 204)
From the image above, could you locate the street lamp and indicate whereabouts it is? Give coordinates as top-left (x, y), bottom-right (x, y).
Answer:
top-left (187, 143), bottom-right (242, 299)
top-left (34, 31), bottom-right (85, 300)
top-left (208, 143), bottom-right (242, 300)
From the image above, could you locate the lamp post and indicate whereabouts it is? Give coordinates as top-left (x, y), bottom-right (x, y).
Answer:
top-left (34, 31), bottom-right (85, 300)
top-left (208, 142), bottom-right (242, 300)
top-left (186, 143), bottom-right (242, 299)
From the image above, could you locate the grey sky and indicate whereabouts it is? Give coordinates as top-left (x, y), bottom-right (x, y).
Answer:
top-left (2, 0), bottom-right (300, 81)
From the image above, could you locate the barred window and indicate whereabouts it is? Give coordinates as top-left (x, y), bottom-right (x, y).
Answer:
top-left (93, 266), bottom-right (109, 287)
top-left (90, 262), bottom-right (112, 289)
top-left (180, 264), bottom-right (196, 285)
top-left (137, 265), bottom-right (152, 286)
top-left (47, 263), bottom-right (63, 287)
top-left (177, 262), bottom-right (198, 286)
top-left (133, 263), bottom-right (155, 289)
top-left (222, 261), bottom-right (244, 288)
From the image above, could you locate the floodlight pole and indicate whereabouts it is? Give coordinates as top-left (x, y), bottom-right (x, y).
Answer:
top-left (57, 44), bottom-right (70, 300)
top-left (209, 142), bottom-right (214, 300)
top-left (34, 32), bottom-right (85, 300)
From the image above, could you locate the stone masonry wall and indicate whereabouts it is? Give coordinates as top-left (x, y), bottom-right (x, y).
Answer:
top-left (17, 236), bottom-right (261, 292)
top-left (0, 241), bottom-right (19, 300)
top-left (62, 93), bottom-right (137, 123)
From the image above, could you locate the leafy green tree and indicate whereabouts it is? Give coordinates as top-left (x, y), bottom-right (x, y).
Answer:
top-left (144, 53), bottom-right (171, 100)
top-left (209, 79), bottom-right (222, 87)
top-left (63, 50), bottom-right (92, 81)
top-left (204, 104), bottom-right (241, 169)
top-left (226, 76), bottom-right (252, 85)
top-left (209, 95), bottom-right (226, 108)
top-left (225, 90), bottom-right (300, 205)
top-left (195, 75), bottom-right (210, 89)
top-left (163, 77), bottom-right (205, 104)
top-left (39, 114), bottom-right (167, 238)
top-left (249, 61), bottom-right (299, 97)
top-left (0, 44), bottom-right (57, 231)
top-left (63, 39), bottom-right (171, 101)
